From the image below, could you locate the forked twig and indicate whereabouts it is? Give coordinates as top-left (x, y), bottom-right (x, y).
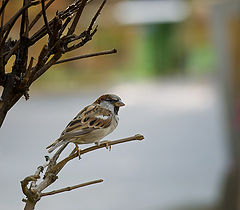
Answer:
top-left (21, 134), bottom-right (144, 208)
top-left (29, 0), bottom-right (55, 31)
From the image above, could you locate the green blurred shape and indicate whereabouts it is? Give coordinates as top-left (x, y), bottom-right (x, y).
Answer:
top-left (186, 44), bottom-right (216, 75)
top-left (130, 23), bottom-right (185, 77)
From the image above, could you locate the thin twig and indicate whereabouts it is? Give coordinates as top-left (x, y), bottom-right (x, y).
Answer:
top-left (41, 0), bottom-right (52, 36)
top-left (67, 0), bottom-right (88, 36)
top-left (16, 0), bottom-right (30, 77)
top-left (58, 16), bottom-right (73, 36)
top-left (3, 0), bottom-right (40, 33)
top-left (0, 0), bottom-right (5, 27)
top-left (64, 0), bottom-right (106, 53)
top-left (3, 39), bottom-right (20, 62)
top-left (0, 0), bottom-right (10, 16)
top-left (64, 26), bottom-right (97, 52)
top-left (20, 0), bottom-right (27, 37)
top-left (29, 0), bottom-right (83, 46)
top-left (55, 48), bottom-right (117, 65)
top-left (41, 179), bottom-right (103, 197)
top-left (0, 0), bottom-right (5, 75)
top-left (29, 0), bottom-right (55, 31)
top-left (88, 0), bottom-right (106, 32)
top-left (3, 0), bottom-right (55, 61)
top-left (48, 16), bottom-right (62, 49)
top-left (2, 1), bottom-right (40, 45)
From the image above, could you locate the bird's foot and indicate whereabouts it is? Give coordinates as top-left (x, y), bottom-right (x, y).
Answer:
top-left (100, 140), bottom-right (111, 151)
top-left (75, 143), bottom-right (81, 160)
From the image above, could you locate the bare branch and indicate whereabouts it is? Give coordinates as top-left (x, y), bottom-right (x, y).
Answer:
top-left (27, 57), bottom-right (34, 72)
top-left (41, 0), bottom-right (52, 36)
top-left (0, 0), bottom-right (10, 16)
top-left (3, 39), bottom-right (20, 63)
top-left (64, 26), bottom-right (97, 52)
top-left (3, 0), bottom-right (55, 62)
top-left (29, 0), bottom-right (55, 31)
top-left (0, 0), bottom-right (5, 77)
top-left (29, 0), bottom-right (82, 46)
top-left (21, 175), bottom-right (40, 197)
top-left (63, 0), bottom-right (106, 53)
top-left (32, 51), bottom-right (62, 81)
top-left (20, 0), bottom-right (28, 37)
top-left (0, 0), bottom-right (117, 131)
top-left (51, 134), bottom-right (144, 175)
top-left (21, 134), bottom-right (144, 209)
top-left (58, 16), bottom-right (73, 36)
top-left (36, 45), bottom-right (48, 67)
top-left (1, 1), bottom-right (39, 58)
top-left (88, 0), bottom-right (106, 32)
top-left (2, 1), bottom-right (40, 33)
top-left (41, 179), bottom-right (103, 197)
top-left (18, 56), bottom-right (34, 91)
top-left (55, 48), bottom-right (117, 65)
top-left (15, 0), bottom-right (30, 79)
top-left (48, 16), bottom-right (62, 49)
top-left (0, 0), bottom-right (5, 27)
top-left (67, 0), bottom-right (88, 36)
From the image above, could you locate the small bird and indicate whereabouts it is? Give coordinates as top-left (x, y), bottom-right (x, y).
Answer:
top-left (46, 94), bottom-right (125, 158)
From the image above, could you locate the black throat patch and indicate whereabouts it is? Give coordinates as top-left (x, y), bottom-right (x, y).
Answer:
top-left (114, 106), bottom-right (119, 115)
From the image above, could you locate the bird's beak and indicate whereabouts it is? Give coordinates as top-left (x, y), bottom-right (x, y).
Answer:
top-left (115, 101), bottom-right (125, 107)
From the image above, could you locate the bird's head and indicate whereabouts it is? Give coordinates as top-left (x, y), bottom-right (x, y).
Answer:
top-left (94, 94), bottom-right (125, 115)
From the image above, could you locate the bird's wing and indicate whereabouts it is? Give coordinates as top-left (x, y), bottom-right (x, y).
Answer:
top-left (59, 104), bottom-right (113, 139)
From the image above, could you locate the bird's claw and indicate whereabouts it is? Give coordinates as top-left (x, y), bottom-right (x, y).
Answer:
top-left (100, 140), bottom-right (111, 151)
top-left (75, 143), bottom-right (81, 160)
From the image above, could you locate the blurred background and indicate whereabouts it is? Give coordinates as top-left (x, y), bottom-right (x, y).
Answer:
top-left (1, 0), bottom-right (240, 210)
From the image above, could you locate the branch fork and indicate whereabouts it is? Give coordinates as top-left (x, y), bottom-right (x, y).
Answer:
top-left (21, 134), bottom-right (144, 209)
top-left (0, 1), bottom-right (145, 210)
top-left (0, 0), bottom-right (114, 127)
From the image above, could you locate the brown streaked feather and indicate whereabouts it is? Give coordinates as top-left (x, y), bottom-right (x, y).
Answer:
top-left (59, 104), bottom-right (113, 140)
top-left (94, 94), bottom-right (110, 104)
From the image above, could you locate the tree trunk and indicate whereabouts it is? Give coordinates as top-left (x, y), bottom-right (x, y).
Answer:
top-left (0, 74), bottom-right (23, 127)
top-left (24, 200), bottom-right (37, 210)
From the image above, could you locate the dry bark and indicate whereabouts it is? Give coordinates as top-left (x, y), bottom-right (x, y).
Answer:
top-left (0, 0), bottom-right (116, 127)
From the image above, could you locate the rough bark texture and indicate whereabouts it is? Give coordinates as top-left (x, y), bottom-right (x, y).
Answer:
top-left (0, 0), bottom-right (115, 127)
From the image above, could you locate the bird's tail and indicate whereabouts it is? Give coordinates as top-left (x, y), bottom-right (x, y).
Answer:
top-left (46, 138), bottom-right (65, 153)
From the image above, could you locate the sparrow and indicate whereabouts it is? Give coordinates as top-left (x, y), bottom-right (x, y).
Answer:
top-left (46, 94), bottom-right (125, 158)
